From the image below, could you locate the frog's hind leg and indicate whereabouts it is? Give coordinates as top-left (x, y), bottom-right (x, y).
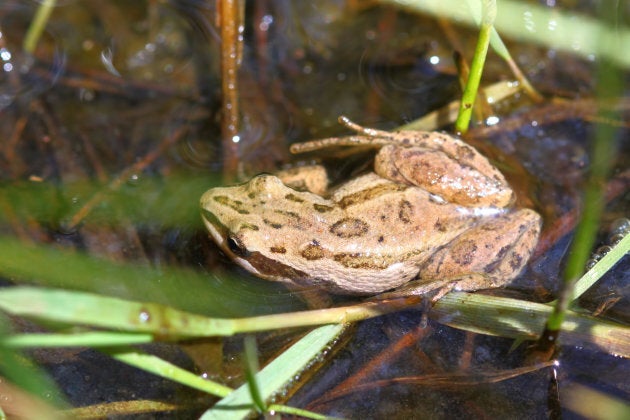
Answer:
top-left (290, 116), bottom-right (397, 154)
top-left (373, 209), bottom-right (541, 303)
top-left (419, 208), bottom-right (542, 292)
top-left (338, 116), bottom-right (394, 138)
top-left (375, 209), bottom-right (540, 306)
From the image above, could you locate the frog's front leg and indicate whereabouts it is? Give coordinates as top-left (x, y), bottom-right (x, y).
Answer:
top-left (382, 208), bottom-right (541, 300)
top-left (275, 164), bottom-right (329, 196)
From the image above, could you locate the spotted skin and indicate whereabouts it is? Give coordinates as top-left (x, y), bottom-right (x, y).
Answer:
top-left (201, 120), bottom-right (541, 298)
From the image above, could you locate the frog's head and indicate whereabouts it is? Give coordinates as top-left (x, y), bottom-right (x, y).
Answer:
top-left (200, 174), bottom-right (328, 284)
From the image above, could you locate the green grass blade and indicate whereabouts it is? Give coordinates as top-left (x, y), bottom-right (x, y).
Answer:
top-left (455, 0), bottom-right (495, 133)
top-left (0, 287), bottom-right (418, 338)
top-left (546, 3), bottom-right (622, 332)
top-left (243, 336), bottom-right (266, 413)
top-left (0, 287), bottom-right (236, 337)
top-left (0, 235), bottom-right (300, 318)
top-left (104, 349), bottom-right (233, 397)
top-left (565, 383), bottom-right (630, 419)
top-left (465, 0), bottom-right (543, 101)
top-left (571, 231), bottom-right (630, 302)
top-left (384, 0), bottom-right (630, 68)
top-left (431, 292), bottom-right (630, 357)
top-left (2, 332), bottom-right (155, 348)
top-left (0, 313), bottom-right (66, 409)
top-left (202, 324), bottom-right (346, 419)
top-left (23, 0), bottom-right (56, 53)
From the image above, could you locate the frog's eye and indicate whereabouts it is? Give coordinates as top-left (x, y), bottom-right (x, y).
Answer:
top-left (227, 235), bottom-right (249, 257)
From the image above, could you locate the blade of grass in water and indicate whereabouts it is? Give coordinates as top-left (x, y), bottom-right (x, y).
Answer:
top-left (570, 232), bottom-right (630, 302)
top-left (545, 2), bottom-right (623, 333)
top-left (464, 0), bottom-right (543, 102)
top-left (0, 235), bottom-right (301, 318)
top-left (384, 0), bottom-right (630, 68)
top-left (104, 349), bottom-right (233, 397)
top-left (455, 0), bottom-right (495, 133)
top-left (202, 324), bottom-right (346, 419)
top-left (0, 312), bottom-right (66, 409)
top-left (0, 286), bottom-right (420, 338)
top-left (243, 336), bottom-right (266, 414)
top-left (23, 0), bottom-right (57, 53)
top-left (2, 332), bottom-right (156, 348)
top-left (2, 266), bottom-right (629, 357)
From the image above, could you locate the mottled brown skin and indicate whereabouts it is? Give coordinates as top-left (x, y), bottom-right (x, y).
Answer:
top-left (201, 118), bottom-right (541, 298)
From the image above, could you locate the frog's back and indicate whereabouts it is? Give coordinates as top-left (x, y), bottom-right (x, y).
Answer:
top-left (330, 173), bottom-right (476, 253)
top-left (295, 174), bottom-right (478, 294)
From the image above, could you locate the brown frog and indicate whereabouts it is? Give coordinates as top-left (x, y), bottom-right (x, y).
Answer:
top-left (200, 117), bottom-right (541, 299)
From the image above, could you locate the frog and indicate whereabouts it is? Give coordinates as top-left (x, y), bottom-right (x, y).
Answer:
top-left (200, 116), bottom-right (541, 301)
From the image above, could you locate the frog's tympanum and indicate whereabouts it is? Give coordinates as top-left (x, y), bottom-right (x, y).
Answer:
top-left (201, 117), bottom-right (541, 299)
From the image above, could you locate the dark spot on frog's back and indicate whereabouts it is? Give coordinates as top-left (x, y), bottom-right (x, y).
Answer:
top-left (301, 241), bottom-right (325, 260)
top-left (496, 245), bottom-right (510, 260)
top-left (330, 218), bottom-right (369, 238)
top-left (314, 203), bottom-right (333, 213)
top-left (398, 200), bottom-right (413, 223)
top-left (263, 219), bottom-right (283, 229)
top-left (451, 239), bottom-right (478, 266)
top-left (274, 210), bottom-right (302, 222)
top-left (338, 183), bottom-right (407, 209)
top-left (285, 180), bottom-right (308, 192)
top-left (334, 252), bottom-right (388, 269)
top-left (434, 220), bottom-right (447, 232)
top-left (212, 195), bottom-right (250, 214)
top-left (201, 208), bottom-right (227, 235)
top-left (240, 222), bottom-right (259, 231)
top-left (509, 252), bottom-right (523, 271)
top-left (270, 246), bottom-right (286, 254)
top-left (285, 193), bottom-right (304, 203)
top-left (456, 144), bottom-right (476, 160)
